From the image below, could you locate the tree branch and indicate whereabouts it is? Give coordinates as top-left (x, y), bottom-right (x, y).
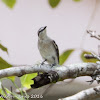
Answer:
top-left (87, 30), bottom-right (100, 40)
top-left (59, 85), bottom-right (100, 100)
top-left (84, 52), bottom-right (100, 61)
top-left (0, 63), bottom-right (100, 80)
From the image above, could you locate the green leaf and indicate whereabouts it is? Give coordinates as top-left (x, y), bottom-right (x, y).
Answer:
top-left (0, 57), bottom-right (14, 81)
top-left (13, 93), bottom-right (26, 100)
top-left (0, 57), bottom-right (12, 69)
top-left (0, 82), bottom-right (5, 100)
top-left (7, 76), bottom-right (15, 82)
top-left (0, 89), bottom-right (6, 100)
top-left (0, 43), bottom-right (8, 54)
top-left (73, 0), bottom-right (81, 2)
top-left (0, 81), bottom-right (25, 100)
top-left (0, 96), bottom-right (4, 100)
top-left (2, 0), bottom-right (16, 8)
top-left (81, 51), bottom-right (98, 63)
top-left (0, 82), bottom-right (11, 99)
top-left (48, 0), bottom-right (61, 8)
top-left (20, 73), bottom-right (37, 89)
top-left (59, 49), bottom-right (74, 65)
top-left (5, 88), bottom-right (25, 100)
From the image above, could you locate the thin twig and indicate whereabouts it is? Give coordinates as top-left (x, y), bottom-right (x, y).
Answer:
top-left (87, 30), bottom-right (100, 40)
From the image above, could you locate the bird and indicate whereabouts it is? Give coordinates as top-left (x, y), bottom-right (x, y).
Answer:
top-left (38, 26), bottom-right (59, 67)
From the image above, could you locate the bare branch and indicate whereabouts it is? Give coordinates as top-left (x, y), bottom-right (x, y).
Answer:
top-left (59, 85), bottom-right (100, 100)
top-left (91, 52), bottom-right (100, 60)
top-left (87, 30), bottom-right (100, 40)
top-left (84, 54), bottom-right (95, 59)
top-left (84, 52), bottom-right (100, 61)
top-left (0, 63), bottom-right (100, 80)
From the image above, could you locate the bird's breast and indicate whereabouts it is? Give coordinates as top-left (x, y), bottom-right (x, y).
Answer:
top-left (38, 40), bottom-right (54, 57)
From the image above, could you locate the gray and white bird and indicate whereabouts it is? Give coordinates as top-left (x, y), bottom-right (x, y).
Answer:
top-left (38, 26), bottom-right (59, 66)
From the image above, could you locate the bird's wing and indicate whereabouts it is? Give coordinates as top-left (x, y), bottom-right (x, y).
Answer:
top-left (52, 40), bottom-right (59, 64)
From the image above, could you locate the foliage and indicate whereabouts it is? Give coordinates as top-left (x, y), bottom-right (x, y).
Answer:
top-left (2, 0), bottom-right (16, 8)
top-left (0, 43), bottom-right (36, 98)
top-left (48, 0), bottom-right (61, 8)
top-left (0, 57), bottom-right (12, 69)
top-left (0, 43), bottom-right (11, 69)
top-left (81, 51), bottom-right (98, 63)
top-left (1, 0), bottom-right (81, 9)
top-left (0, 81), bottom-right (26, 100)
top-left (7, 76), bottom-right (15, 82)
top-left (48, 0), bottom-right (81, 8)
top-left (11, 93), bottom-right (26, 100)
top-left (59, 49), bottom-right (74, 65)
top-left (0, 43), bottom-right (8, 54)
top-left (20, 73), bottom-right (37, 89)
top-left (0, 43), bottom-right (15, 83)
top-left (0, 83), bottom-right (11, 100)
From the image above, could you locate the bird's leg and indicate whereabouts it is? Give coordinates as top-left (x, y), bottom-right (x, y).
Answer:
top-left (51, 63), bottom-right (56, 67)
top-left (51, 57), bottom-right (56, 67)
top-left (41, 59), bottom-right (47, 65)
top-left (38, 59), bottom-right (47, 75)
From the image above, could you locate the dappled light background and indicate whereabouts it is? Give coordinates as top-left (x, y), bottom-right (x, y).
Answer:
top-left (0, 0), bottom-right (100, 99)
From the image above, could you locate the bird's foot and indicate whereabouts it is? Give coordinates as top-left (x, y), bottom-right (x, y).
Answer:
top-left (41, 62), bottom-right (44, 65)
top-left (38, 59), bottom-right (47, 75)
top-left (41, 59), bottom-right (47, 66)
top-left (38, 63), bottom-right (44, 75)
top-left (51, 63), bottom-right (56, 68)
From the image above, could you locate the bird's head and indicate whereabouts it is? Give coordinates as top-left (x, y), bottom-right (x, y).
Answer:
top-left (38, 26), bottom-right (47, 39)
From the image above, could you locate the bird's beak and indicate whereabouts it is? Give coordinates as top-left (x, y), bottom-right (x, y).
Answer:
top-left (44, 26), bottom-right (47, 29)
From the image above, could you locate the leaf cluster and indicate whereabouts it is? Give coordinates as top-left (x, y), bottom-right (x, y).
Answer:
top-left (1, 0), bottom-right (81, 9)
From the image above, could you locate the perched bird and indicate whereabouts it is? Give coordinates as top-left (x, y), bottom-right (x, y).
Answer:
top-left (38, 26), bottom-right (59, 66)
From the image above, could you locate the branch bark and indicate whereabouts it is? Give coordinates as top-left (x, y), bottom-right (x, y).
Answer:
top-left (0, 63), bottom-right (100, 80)
top-left (59, 85), bottom-right (100, 100)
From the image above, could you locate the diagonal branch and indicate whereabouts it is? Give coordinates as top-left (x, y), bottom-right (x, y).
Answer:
top-left (84, 52), bottom-right (100, 61)
top-left (59, 85), bottom-right (100, 100)
top-left (87, 30), bottom-right (100, 40)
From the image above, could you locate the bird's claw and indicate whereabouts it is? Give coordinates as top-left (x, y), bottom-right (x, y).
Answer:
top-left (51, 63), bottom-right (56, 68)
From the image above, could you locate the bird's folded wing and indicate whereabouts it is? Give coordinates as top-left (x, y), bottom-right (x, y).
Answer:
top-left (52, 40), bottom-right (59, 63)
